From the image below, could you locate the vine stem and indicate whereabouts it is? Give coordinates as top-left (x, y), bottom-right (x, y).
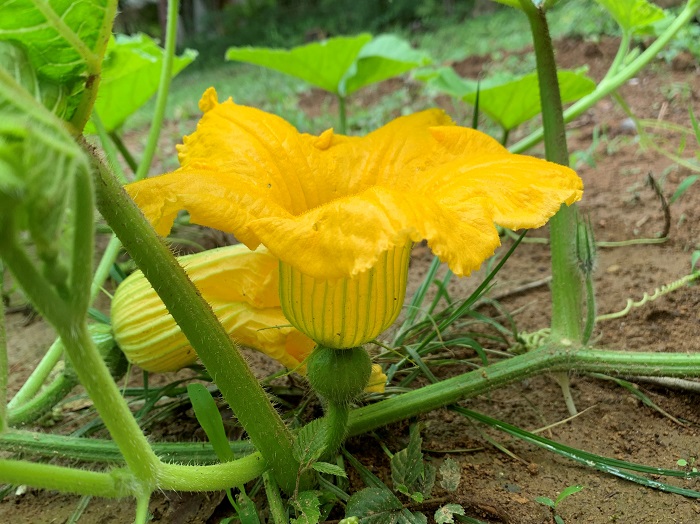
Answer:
top-left (519, 0), bottom-right (582, 415)
top-left (7, 338), bottom-right (63, 410)
top-left (510, 0), bottom-right (700, 154)
top-left (7, 374), bottom-right (76, 426)
top-left (89, 148), bottom-right (302, 493)
top-left (0, 460), bottom-right (134, 498)
top-left (135, 0), bottom-right (180, 180)
top-left (347, 343), bottom-right (700, 436)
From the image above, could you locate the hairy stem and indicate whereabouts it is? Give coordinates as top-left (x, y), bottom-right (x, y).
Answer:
top-left (0, 460), bottom-right (135, 498)
top-left (0, 429), bottom-right (254, 463)
top-left (520, 1), bottom-right (583, 344)
top-left (157, 453), bottom-right (267, 491)
top-left (348, 344), bottom-right (700, 436)
top-left (323, 402), bottom-right (350, 457)
top-left (89, 149), bottom-right (301, 493)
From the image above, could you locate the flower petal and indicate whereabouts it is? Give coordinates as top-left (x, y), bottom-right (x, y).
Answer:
top-left (249, 186), bottom-right (501, 279)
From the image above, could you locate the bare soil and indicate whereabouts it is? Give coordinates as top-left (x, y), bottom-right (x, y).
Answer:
top-left (2, 36), bottom-right (700, 523)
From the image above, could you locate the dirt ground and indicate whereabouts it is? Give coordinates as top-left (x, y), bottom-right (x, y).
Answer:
top-left (2, 35), bottom-right (700, 523)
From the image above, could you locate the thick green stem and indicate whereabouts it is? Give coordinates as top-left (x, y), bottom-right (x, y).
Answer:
top-left (135, 493), bottom-right (151, 524)
top-left (521, 1), bottom-right (582, 344)
top-left (516, 2), bottom-right (582, 414)
top-left (347, 344), bottom-right (700, 436)
top-left (89, 150), bottom-right (300, 493)
top-left (338, 95), bottom-right (347, 135)
top-left (511, 0), bottom-right (700, 154)
top-left (323, 402), bottom-right (350, 457)
top-left (0, 460), bottom-right (135, 498)
top-left (134, 0), bottom-right (180, 181)
top-left (157, 453), bottom-right (266, 491)
top-left (58, 320), bottom-right (160, 481)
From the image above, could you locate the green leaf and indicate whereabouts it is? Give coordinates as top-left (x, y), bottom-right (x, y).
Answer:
top-left (236, 492), bottom-right (262, 524)
top-left (0, 0), bottom-right (108, 79)
top-left (0, 62), bottom-right (89, 289)
top-left (86, 34), bottom-right (197, 133)
top-left (398, 511), bottom-right (427, 524)
top-left (342, 34), bottom-right (431, 96)
top-left (434, 504), bottom-right (465, 524)
top-left (0, 0), bottom-right (115, 121)
top-left (423, 68), bottom-right (595, 131)
top-left (439, 458), bottom-right (461, 492)
top-left (0, 42), bottom-right (69, 118)
top-left (555, 485), bottom-right (585, 506)
top-left (294, 419), bottom-right (328, 465)
top-left (312, 461), bottom-right (348, 477)
top-left (669, 175), bottom-right (698, 205)
top-left (227, 34), bottom-right (372, 95)
top-left (226, 33), bottom-right (428, 97)
top-left (535, 496), bottom-right (555, 508)
top-left (690, 106), bottom-right (700, 146)
top-left (186, 383), bottom-right (236, 463)
top-left (593, 0), bottom-right (666, 33)
top-left (691, 251), bottom-right (700, 272)
top-left (345, 487), bottom-right (403, 523)
top-left (291, 491), bottom-right (322, 524)
top-left (417, 461), bottom-right (436, 499)
top-left (391, 425), bottom-right (424, 491)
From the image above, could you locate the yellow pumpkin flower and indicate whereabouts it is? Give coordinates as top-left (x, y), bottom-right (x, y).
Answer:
top-left (111, 244), bottom-right (388, 391)
top-left (126, 88), bottom-right (583, 348)
top-left (111, 244), bottom-right (308, 371)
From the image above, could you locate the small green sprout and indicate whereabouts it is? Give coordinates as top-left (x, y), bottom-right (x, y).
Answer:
top-left (535, 485), bottom-right (585, 524)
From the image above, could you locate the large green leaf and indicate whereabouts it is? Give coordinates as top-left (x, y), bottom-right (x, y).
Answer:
top-left (226, 34), bottom-right (372, 95)
top-left (341, 34), bottom-right (431, 96)
top-left (594, 0), bottom-right (666, 32)
top-left (226, 33), bottom-right (430, 97)
top-left (0, 0), bottom-right (114, 122)
top-left (0, 59), bottom-right (89, 290)
top-left (87, 34), bottom-right (197, 133)
top-left (422, 67), bottom-right (595, 130)
top-left (0, 0), bottom-right (110, 79)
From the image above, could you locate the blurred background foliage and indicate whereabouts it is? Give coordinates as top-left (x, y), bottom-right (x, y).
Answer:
top-left (115, 0), bottom-right (492, 66)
